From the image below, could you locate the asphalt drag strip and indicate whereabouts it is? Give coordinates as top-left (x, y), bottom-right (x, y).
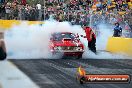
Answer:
top-left (10, 59), bottom-right (132, 88)
top-left (0, 61), bottom-right (39, 88)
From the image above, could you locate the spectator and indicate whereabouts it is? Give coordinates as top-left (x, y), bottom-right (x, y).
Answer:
top-left (36, 3), bottom-right (42, 20)
top-left (0, 4), bottom-right (6, 19)
top-left (130, 28), bottom-right (132, 38)
top-left (5, 3), bottom-right (11, 19)
top-left (12, 6), bottom-right (19, 20)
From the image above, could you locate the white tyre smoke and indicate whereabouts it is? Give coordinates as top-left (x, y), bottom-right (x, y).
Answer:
top-left (4, 20), bottom-right (130, 59)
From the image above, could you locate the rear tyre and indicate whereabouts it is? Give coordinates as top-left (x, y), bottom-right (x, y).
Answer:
top-left (80, 77), bottom-right (85, 84)
top-left (51, 52), bottom-right (64, 59)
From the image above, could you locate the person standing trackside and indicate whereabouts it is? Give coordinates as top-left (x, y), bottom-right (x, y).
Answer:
top-left (80, 25), bottom-right (97, 54)
top-left (113, 22), bottom-right (122, 37)
top-left (0, 39), bottom-right (7, 60)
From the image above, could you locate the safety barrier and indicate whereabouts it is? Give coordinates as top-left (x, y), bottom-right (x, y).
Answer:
top-left (106, 37), bottom-right (132, 56)
top-left (0, 20), bottom-right (44, 30)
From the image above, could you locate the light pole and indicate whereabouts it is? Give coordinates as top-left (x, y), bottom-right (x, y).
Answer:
top-left (43, 0), bottom-right (45, 20)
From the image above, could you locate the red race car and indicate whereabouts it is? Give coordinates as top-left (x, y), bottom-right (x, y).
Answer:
top-left (50, 32), bottom-right (84, 59)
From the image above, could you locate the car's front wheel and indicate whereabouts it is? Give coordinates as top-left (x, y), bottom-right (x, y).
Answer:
top-left (51, 52), bottom-right (64, 59)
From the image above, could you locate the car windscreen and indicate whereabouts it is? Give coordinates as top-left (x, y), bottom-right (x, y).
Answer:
top-left (52, 33), bottom-right (76, 41)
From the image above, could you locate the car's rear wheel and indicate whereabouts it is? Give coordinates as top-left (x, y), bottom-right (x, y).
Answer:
top-left (79, 77), bottom-right (85, 84)
top-left (52, 52), bottom-right (64, 59)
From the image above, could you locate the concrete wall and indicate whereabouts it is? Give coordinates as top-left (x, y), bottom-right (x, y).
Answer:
top-left (0, 20), bottom-right (44, 39)
top-left (0, 20), bottom-right (44, 30)
top-left (106, 37), bottom-right (132, 56)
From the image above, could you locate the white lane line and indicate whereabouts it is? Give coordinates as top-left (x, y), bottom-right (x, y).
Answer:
top-left (0, 60), bottom-right (39, 88)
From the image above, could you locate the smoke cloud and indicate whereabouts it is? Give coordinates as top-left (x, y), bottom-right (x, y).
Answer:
top-left (4, 20), bottom-right (130, 59)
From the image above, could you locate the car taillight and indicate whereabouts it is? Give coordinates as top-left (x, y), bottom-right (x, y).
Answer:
top-left (75, 46), bottom-right (83, 51)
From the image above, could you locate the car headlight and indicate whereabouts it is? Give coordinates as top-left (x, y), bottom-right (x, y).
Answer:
top-left (76, 47), bottom-right (83, 51)
top-left (54, 46), bottom-right (62, 50)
